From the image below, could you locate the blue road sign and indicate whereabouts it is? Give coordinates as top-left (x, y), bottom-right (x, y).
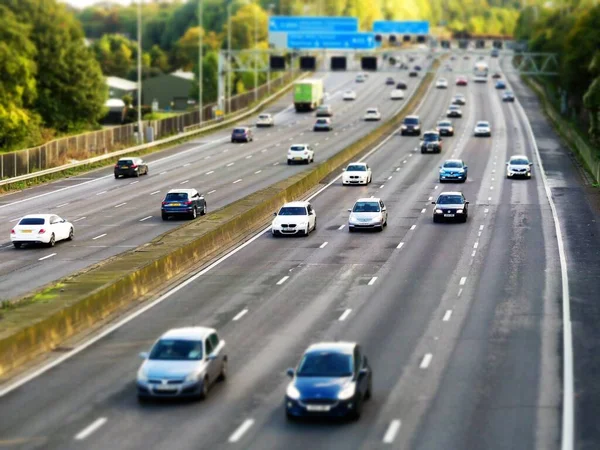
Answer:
top-left (373, 21), bottom-right (430, 34)
top-left (287, 33), bottom-right (376, 50)
top-left (269, 16), bottom-right (359, 33)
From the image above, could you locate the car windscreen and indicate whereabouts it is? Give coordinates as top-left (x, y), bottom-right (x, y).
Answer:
top-left (149, 339), bottom-right (203, 361)
top-left (346, 165), bottom-right (366, 172)
top-left (449, 105), bottom-right (459, 110)
top-left (278, 207), bottom-right (307, 216)
top-left (316, 119), bottom-right (328, 124)
top-left (437, 195), bottom-right (464, 205)
top-left (366, 109), bottom-right (378, 114)
top-left (352, 201), bottom-right (380, 213)
top-left (117, 160), bottom-right (133, 165)
top-left (258, 115), bottom-right (269, 119)
top-left (290, 146), bottom-right (306, 151)
top-left (404, 118), bottom-right (418, 125)
top-left (476, 122), bottom-right (489, 127)
top-left (296, 351), bottom-right (353, 377)
top-left (438, 122), bottom-right (451, 127)
top-left (19, 217), bottom-right (45, 225)
top-left (443, 161), bottom-right (463, 168)
top-left (423, 133), bottom-right (439, 141)
top-left (318, 105), bottom-right (329, 110)
top-left (504, 91), bottom-right (513, 96)
top-left (510, 158), bottom-right (529, 165)
top-left (165, 193), bottom-right (189, 201)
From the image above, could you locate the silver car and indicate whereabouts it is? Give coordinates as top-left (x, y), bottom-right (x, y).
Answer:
top-left (506, 154), bottom-right (533, 178)
top-left (348, 198), bottom-right (388, 232)
top-left (136, 327), bottom-right (227, 401)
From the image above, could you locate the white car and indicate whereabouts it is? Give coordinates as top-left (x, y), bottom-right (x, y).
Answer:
top-left (364, 108), bottom-right (381, 121)
top-left (343, 90), bottom-right (357, 101)
top-left (256, 113), bottom-right (274, 127)
top-left (474, 121), bottom-right (491, 137)
top-left (506, 154), bottom-right (533, 178)
top-left (11, 214), bottom-right (74, 248)
top-left (473, 75), bottom-right (488, 83)
top-left (390, 89), bottom-right (405, 100)
top-left (436, 78), bottom-right (449, 89)
top-left (355, 73), bottom-right (366, 83)
top-left (342, 162), bottom-right (372, 185)
top-left (287, 143), bottom-right (314, 165)
top-left (272, 201), bottom-right (317, 237)
top-left (348, 198), bottom-right (388, 232)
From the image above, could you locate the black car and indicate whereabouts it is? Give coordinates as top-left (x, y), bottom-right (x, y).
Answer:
top-left (385, 77), bottom-right (395, 85)
top-left (231, 127), bottom-right (253, 143)
top-left (401, 115), bottom-right (421, 136)
top-left (432, 192), bottom-right (469, 223)
top-left (414, 65), bottom-right (422, 71)
top-left (420, 131), bottom-right (443, 154)
top-left (161, 188), bottom-right (206, 220)
top-left (451, 94), bottom-right (466, 106)
top-left (396, 81), bottom-right (408, 90)
top-left (409, 71), bottom-right (418, 77)
top-left (114, 157), bottom-right (148, 178)
top-left (492, 72), bottom-right (502, 79)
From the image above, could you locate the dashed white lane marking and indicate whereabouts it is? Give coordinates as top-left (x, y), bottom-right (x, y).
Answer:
top-left (479, 225), bottom-right (484, 231)
top-left (205, 171), bottom-right (214, 175)
top-left (226, 162), bottom-right (235, 167)
top-left (56, 203), bottom-right (69, 208)
top-left (383, 420), bottom-right (402, 444)
top-left (228, 419), bottom-right (254, 443)
top-left (338, 309), bottom-right (352, 321)
top-left (223, 149), bottom-right (229, 153)
top-left (207, 190), bottom-right (217, 195)
top-left (396, 168), bottom-right (400, 172)
top-left (421, 208), bottom-right (426, 214)
top-left (246, 155), bottom-right (253, 159)
top-left (388, 176), bottom-right (393, 180)
top-left (180, 180), bottom-right (189, 185)
top-left (140, 216), bottom-right (152, 222)
top-left (204, 156), bottom-right (211, 160)
top-left (471, 250), bottom-right (477, 257)
top-left (150, 190), bottom-right (161, 195)
top-left (96, 191), bottom-right (107, 196)
top-left (92, 234), bottom-right (107, 240)
top-left (315, 143), bottom-right (320, 146)
top-left (485, 208), bottom-right (490, 213)
top-left (420, 353), bottom-right (433, 369)
top-left (458, 288), bottom-right (463, 297)
top-left (410, 225), bottom-right (416, 231)
top-left (276, 276), bottom-right (289, 285)
top-left (160, 171), bottom-right (167, 175)
top-left (114, 202), bottom-right (127, 208)
top-left (368, 277), bottom-right (378, 286)
top-left (396, 242), bottom-right (404, 249)
top-left (232, 309), bottom-right (248, 321)
top-left (273, 162), bottom-right (280, 166)
top-left (428, 196), bottom-right (433, 201)
top-left (129, 181), bottom-right (139, 185)
top-left (380, 185), bottom-right (385, 189)
top-left (434, 185), bottom-right (438, 189)
top-left (73, 217), bottom-right (86, 222)
top-left (38, 253), bottom-right (57, 261)
top-left (74, 417), bottom-right (107, 441)
top-left (183, 163), bottom-right (191, 167)
top-left (459, 276), bottom-right (467, 286)
top-left (261, 149), bottom-right (267, 153)
top-left (338, 224), bottom-right (345, 230)
top-left (255, 170), bottom-right (262, 174)
top-left (403, 160), bottom-right (407, 164)
top-left (443, 310), bottom-right (452, 321)
top-left (319, 242), bottom-right (328, 249)
top-left (473, 242), bottom-right (479, 249)
top-left (490, 186), bottom-right (494, 190)
top-left (233, 179), bottom-right (242, 184)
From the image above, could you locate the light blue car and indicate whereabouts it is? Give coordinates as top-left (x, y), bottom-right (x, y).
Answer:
top-left (439, 159), bottom-right (468, 183)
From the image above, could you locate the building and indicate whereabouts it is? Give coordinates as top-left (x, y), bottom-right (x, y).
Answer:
top-left (142, 70), bottom-right (196, 111)
top-left (106, 76), bottom-right (138, 100)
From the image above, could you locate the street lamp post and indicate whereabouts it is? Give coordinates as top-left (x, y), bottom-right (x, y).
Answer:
top-left (227, 3), bottom-right (232, 114)
top-left (267, 3), bottom-right (275, 95)
top-left (254, 10), bottom-right (258, 103)
top-left (198, 0), bottom-right (203, 124)
top-left (137, 0), bottom-right (143, 143)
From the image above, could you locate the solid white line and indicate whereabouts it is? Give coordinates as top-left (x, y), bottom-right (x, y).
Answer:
top-left (228, 419), bottom-right (254, 443)
top-left (114, 202), bottom-right (127, 208)
top-left (338, 309), bottom-right (352, 321)
top-left (254, 170), bottom-right (262, 174)
top-left (368, 277), bottom-right (378, 286)
top-left (150, 190), bottom-right (161, 195)
top-left (139, 216), bottom-right (152, 222)
top-left (233, 179), bottom-right (242, 184)
top-left (383, 420), bottom-right (401, 444)
top-left (459, 276), bottom-right (467, 286)
top-left (180, 180), bottom-right (189, 185)
top-left (129, 181), bottom-right (139, 185)
top-left (205, 171), bottom-right (214, 175)
top-left (319, 242), bottom-right (328, 249)
top-left (74, 417), bottom-right (107, 441)
top-left (420, 353), bottom-right (433, 369)
top-left (96, 191), bottom-right (107, 196)
top-left (38, 253), bottom-right (57, 261)
top-left (232, 309), bottom-right (248, 321)
top-left (443, 310), bottom-right (452, 321)
top-left (396, 242), bottom-right (404, 249)
top-left (207, 190), bottom-right (217, 195)
top-left (56, 203), bottom-right (69, 208)
top-left (226, 162), bottom-right (235, 167)
top-left (276, 276), bottom-right (289, 285)
top-left (410, 225), bottom-right (416, 231)
top-left (338, 224), bottom-right (345, 230)
top-left (92, 233), bottom-right (107, 240)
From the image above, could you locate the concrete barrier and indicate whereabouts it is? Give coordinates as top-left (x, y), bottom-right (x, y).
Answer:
top-left (0, 66), bottom-right (438, 378)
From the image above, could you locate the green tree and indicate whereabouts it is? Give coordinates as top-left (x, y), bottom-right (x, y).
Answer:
top-left (225, 3), bottom-right (269, 50)
top-left (191, 51), bottom-right (219, 104)
top-left (149, 44), bottom-right (170, 72)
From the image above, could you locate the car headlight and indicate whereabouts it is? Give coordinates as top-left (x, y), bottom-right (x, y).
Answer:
top-left (296, 221), bottom-right (308, 227)
top-left (435, 209), bottom-right (443, 214)
top-left (338, 383), bottom-right (356, 400)
top-left (286, 384), bottom-right (301, 400)
top-left (137, 368), bottom-right (148, 382)
top-left (401, 125), bottom-right (407, 129)
top-left (185, 372), bottom-right (201, 383)
top-left (457, 209), bottom-right (464, 214)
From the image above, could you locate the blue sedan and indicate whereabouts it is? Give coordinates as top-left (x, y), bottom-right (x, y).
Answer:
top-left (439, 159), bottom-right (468, 183)
top-left (285, 342), bottom-right (372, 420)
top-left (495, 80), bottom-right (506, 89)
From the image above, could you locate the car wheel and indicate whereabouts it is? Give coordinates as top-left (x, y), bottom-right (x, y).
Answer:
top-left (351, 397), bottom-right (363, 421)
top-left (304, 226), bottom-right (310, 236)
top-left (349, 227), bottom-right (355, 233)
top-left (365, 378), bottom-right (373, 400)
top-left (48, 234), bottom-right (56, 247)
top-left (190, 207), bottom-right (197, 219)
top-left (145, 167), bottom-right (149, 175)
top-left (13, 242), bottom-right (22, 249)
top-left (67, 228), bottom-right (74, 241)
top-left (137, 395), bottom-right (149, 404)
top-left (377, 225), bottom-right (384, 232)
top-left (433, 216), bottom-right (440, 223)
top-left (135, 171), bottom-right (140, 177)
top-left (201, 204), bottom-right (207, 216)
top-left (462, 215), bottom-right (468, 223)
top-left (218, 359), bottom-right (227, 381)
top-left (162, 213), bottom-right (168, 221)
top-left (199, 377), bottom-right (209, 400)
top-left (305, 159), bottom-right (310, 165)
top-left (313, 219), bottom-right (317, 231)
top-left (114, 174), bottom-right (119, 179)
top-left (287, 160), bottom-right (292, 165)
top-left (286, 411), bottom-right (296, 421)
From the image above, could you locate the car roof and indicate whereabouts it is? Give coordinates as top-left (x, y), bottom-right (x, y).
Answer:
top-left (160, 327), bottom-right (215, 341)
top-left (282, 201), bottom-right (309, 208)
top-left (167, 188), bottom-right (197, 194)
top-left (306, 342), bottom-right (356, 355)
top-left (355, 197), bottom-right (381, 203)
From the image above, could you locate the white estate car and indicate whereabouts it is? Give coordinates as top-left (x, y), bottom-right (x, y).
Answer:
top-left (436, 78), bottom-right (449, 89)
top-left (287, 143), bottom-right (314, 165)
top-left (348, 198), bottom-right (388, 232)
top-left (11, 214), bottom-right (74, 248)
top-left (342, 162), bottom-right (372, 185)
top-left (390, 89), bottom-right (405, 100)
top-left (256, 113), bottom-right (274, 127)
top-left (343, 90), bottom-right (357, 101)
top-left (506, 154), bottom-right (533, 178)
top-left (272, 201), bottom-right (317, 237)
top-left (364, 107), bottom-right (381, 121)
top-left (474, 120), bottom-right (492, 137)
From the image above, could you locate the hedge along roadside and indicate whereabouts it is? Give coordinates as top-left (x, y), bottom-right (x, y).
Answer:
top-left (0, 73), bottom-right (306, 194)
top-left (0, 64), bottom-right (438, 379)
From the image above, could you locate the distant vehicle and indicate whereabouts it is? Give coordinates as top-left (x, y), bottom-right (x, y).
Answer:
top-left (506, 155), bottom-right (533, 178)
top-left (463, 55), bottom-right (470, 60)
top-left (495, 80), bottom-right (506, 89)
top-left (409, 71), bottom-right (418, 77)
top-left (11, 214), bottom-right (73, 248)
top-left (414, 65), bottom-right (422, 71)
top-left (385, 77), bottom-right (395, 85)
top-left (439, 159), bottom-right (468, 183)
top-left (313, 118), bottom-right (333, 132)
top-left (316, 104), bottom-right (333, 117)
top-left (342, 162), bottom-right (372, 185)
top-left (256, 113), bottom-right (274, 127)
top-left (294, 79), bottom-right (324, 112)
top-left (446, 105), bottom-right (463, 118)
top-left (451, 94), bottom-right (466, 105)
top-left (436, 120), bottom-right (454, 136)
top-left (272, 201), bottom-right (316, 237)
top-left (445, 65), bottom-right (453, 72)
top-left (348, 198), bottom-right (388, 232)
top-left (396, 81), bottom-right (408, 90)
top-left (285, 342), bottom-right (372, 420)
top-left (502, 91), bottom-right (515, 102)
top-left (474, 120), bottom-right (492, 137)
top-left (491, 48), bottom-right (500, 57)
top-left (343, 90), bottom-right (357, 101)
top-left (436, 78), bottom-right (449, 89)
top-left (161, 188), bottom-right (206, 220)
top-left (355, 73), bottom-right (366, 83)
top-left (390, 89), bottom-right (405, 100)
top-left (136, 327), bottom-right (227, 401)
top-left (114, 157), bottom-right (148, 178)
top-left (401, 115), bottom-right (421, 136)
top-left (231, 127), bottom-right (253, 143)
top-left (420, 131), bottom-right (443, 154)
top-left (364, 107), bottom-right (381, 121)
top-left (474, 75), bottom-right (488, 83)
top-left (432, 192), bottom-right (469, 223)
top-left (492, 72), bottom-right (502, 79)
top-left (287, 143), bottom-right (314, 165)
top-left (474, 61), bottom-right (489, 77)
top-left (456, 76), bottom-right (468, 86)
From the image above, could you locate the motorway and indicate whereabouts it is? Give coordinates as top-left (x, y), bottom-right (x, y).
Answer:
top-left (1, 52), bottom-right (591, 450)
top-left (0, 59), bottom-right (431, 301)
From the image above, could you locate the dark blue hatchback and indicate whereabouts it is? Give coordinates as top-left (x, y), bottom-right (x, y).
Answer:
top-left (285, 342), bottom-right (372, 421)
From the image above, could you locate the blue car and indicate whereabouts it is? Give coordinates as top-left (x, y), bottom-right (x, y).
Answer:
top-left (495, 80), bottom-right (506, 89)
top-left (439, 159), bottom-right (468, 183)
top-left (161, 188), bottom-right (206, 220)
top-left (285, 342), bottom-right (372, 420)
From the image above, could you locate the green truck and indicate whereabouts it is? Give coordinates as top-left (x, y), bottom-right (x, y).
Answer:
top-left (293, 79), bottom-right (324, 112)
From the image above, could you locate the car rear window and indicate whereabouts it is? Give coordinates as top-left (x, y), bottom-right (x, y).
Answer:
top-left (233, 128), bottom-right (246, 133)
top-left (404, 117), bottom-right (418, 125)
top-left (347, 165), bottom-right (366, 172)
top-left (19, 217), bottom-right (46, 225)
top-left (290, 145), bottom-right (306, 151)
top-left (477, 122), bottom-right (489, 126)
top-left (118, 159), bottom-right (133, 165)
top-left (165, 192), bottom-right (189, 201)
top-left (278, 206), bottom-right (307, 216)
top-left (438, 195), bottom-right (464, 204)
top-left (296, 351), bottom-right (353, 377)
top-left (259, 115), bottom-right (269, 119)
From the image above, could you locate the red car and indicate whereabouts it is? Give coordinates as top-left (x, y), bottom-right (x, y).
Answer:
top-left (456, 76), bottom-right (468, 86)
